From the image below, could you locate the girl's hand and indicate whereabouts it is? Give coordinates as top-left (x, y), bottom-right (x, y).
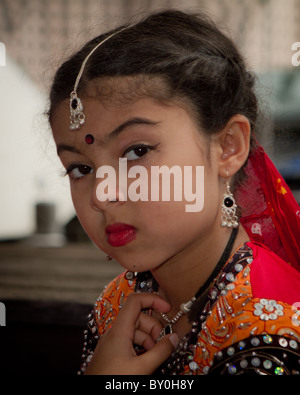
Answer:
top-left (84, 293), bottom-right (179, 375)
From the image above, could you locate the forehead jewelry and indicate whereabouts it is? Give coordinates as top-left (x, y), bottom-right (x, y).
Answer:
top-left (69, 27), bottom-right (130, 131)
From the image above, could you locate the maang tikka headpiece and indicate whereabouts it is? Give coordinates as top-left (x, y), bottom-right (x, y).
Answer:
top-left (69, 26), bottom-right (130, 130)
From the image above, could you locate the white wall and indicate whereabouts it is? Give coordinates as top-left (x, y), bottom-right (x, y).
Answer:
top-left (0, 55), bottom-right (74, 240)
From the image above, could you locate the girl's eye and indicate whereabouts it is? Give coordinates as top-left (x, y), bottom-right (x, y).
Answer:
top-left (66, 164), bottom-right (93, 180)
top-left (123, 144), bottom-right (155, 161)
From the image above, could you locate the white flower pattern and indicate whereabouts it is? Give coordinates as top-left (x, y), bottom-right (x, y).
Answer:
top-left (253, 299), bottom-right (284, 321)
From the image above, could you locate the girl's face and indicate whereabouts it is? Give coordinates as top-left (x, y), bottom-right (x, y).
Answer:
top-left (51, 91), bottom-right (223, 272)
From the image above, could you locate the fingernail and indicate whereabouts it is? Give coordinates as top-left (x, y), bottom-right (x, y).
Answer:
top-left (169, 333), bottom-right (179, 348)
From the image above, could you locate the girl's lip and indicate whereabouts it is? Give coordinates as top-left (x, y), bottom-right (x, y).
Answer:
top-left (105, 223), bottom-right (136, 247)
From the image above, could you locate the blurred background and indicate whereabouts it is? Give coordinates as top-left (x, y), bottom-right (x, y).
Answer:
top-left (0, 0), bottom-right (299, 375)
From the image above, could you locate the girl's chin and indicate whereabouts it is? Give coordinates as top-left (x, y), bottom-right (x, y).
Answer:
top-left (113, 254), bottom-right (170, 274)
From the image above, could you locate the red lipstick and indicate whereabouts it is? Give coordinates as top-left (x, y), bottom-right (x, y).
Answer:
top-left (105, 223), bottom-right (136, 247)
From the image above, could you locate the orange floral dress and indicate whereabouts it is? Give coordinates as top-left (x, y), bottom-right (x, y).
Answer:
top-left (79, 241), bottom-right (300, 375)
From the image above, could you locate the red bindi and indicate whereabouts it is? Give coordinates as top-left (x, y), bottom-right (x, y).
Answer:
top-left (85, 134), bottom-right (94, 144)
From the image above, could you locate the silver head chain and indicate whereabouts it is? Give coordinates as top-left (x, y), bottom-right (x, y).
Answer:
top-left (69, 26), bottom-right (130, 130)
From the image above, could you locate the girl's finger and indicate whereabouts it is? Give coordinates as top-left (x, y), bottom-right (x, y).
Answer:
top-left (133, 329), bottom-right (156, 350)
top-left (113, 293), bottom-right (170, 336)
top-left (137, 333), bottom-right (180, 374)
top-left (135, 311), bottom-right (163, 341)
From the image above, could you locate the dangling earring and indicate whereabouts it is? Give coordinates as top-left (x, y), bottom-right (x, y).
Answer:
top-left (221, 174), bottom-right (239, 229)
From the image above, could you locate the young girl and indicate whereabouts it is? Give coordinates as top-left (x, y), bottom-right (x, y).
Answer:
top-left (49, 10), bottom-right (300, 375)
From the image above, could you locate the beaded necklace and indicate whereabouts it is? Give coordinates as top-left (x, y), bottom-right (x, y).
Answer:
top-left (157, 227), bottom-right (239, 340)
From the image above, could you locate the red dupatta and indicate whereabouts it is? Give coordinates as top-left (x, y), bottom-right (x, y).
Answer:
top-left (237, 144), bottom-right (300, 272)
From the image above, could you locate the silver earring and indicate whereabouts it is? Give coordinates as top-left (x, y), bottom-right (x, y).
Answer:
top-left (221, 175), bottom-right (239, 229)
top-left (105, 255), bottom-right (112, 261)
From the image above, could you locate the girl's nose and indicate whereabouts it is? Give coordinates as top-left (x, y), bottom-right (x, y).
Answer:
top-left (90, 175), bottom-right (126, 211)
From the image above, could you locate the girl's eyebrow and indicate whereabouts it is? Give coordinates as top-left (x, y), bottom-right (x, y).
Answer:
top-left (57, 144), bottom-right (82, 156)
top-left (104, 117), bottom-right (159, 143)
top-left (57, 117), bottom-right (159, 156)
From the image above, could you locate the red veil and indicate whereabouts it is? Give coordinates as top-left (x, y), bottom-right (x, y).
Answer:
top-left (237, 144), bottom-right (300, 272)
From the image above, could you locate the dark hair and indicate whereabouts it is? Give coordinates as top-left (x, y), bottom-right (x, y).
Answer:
top-left (49, 10), bottom-right (258, 182)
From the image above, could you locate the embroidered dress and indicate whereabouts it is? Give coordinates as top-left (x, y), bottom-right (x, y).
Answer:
top-left (78, 146), bottom-right (300, 375)
top-left (79, 241), bottom-right (300, 375)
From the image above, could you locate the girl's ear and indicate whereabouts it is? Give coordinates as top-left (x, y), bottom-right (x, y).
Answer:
top-left (217, 114), bottom-right (251, 178)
